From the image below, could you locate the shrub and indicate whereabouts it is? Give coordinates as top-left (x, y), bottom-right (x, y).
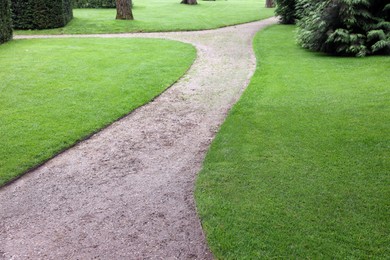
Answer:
top-left (297, 0), bottom-right (390, 56)
top-left (275, 0), bottom-right (297, 24)
top-left (0, 0), bottom-right (12, 44)
top-left (72, 0), bottom-right (115, 8)
top-left (12, 0), bottom-right (73, 29)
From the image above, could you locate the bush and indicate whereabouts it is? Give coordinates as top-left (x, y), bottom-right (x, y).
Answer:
top-left (0, 0), bottom-right (12, 44)
top-left (275, 0), bottom-right (297, 24)
top-left (12, 0), bottom-right (73, 29)
top-left (297, 0), bottom-right (390, 56)
top-left (72, 0), bottom-right (115, 8)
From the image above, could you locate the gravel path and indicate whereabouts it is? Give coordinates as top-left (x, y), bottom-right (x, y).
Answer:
top-left (1, 17), bottom-right (277, 259)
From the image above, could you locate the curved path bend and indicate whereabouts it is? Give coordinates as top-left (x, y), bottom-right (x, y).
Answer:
top-left (1, 17), bottom-right (277, 259)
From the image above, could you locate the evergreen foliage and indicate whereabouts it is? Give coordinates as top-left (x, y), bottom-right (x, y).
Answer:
top-left (297, 0), bottom-right (389, 56)
top-left (275, 0), bottom-right (297, 24)
top-left (275, 0), bottom-right (390, 56)
top-left (11, 0), bottom-right (73, 29)
top-left (72, 0), bottom-right (115, 8)
top-left (0, 0), bottom-right (12, 44)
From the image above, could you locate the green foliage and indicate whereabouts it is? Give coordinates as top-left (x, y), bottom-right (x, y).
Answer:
top-left (0, 38), bottom-right (196, 186)
top-left (0, 0), bottom-right (12, 44)
top-left (297, 0), bottom-right (390, 56)
top-left (72, 0), bottom-right (115, 8)
top-left (275, 0), bottom-right (297, 24)
top-left (11, 0), bottom-right (73, 29)
top-left (196, 25), bottom-right (390, 258)
top-left (295, 0), bottom-right (322, 19)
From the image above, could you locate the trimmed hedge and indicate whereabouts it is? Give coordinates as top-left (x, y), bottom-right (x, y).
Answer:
top-left (72, 0), bottom-right (115, 8)
top-left (12, 0), bottom-right (73, 30)
top-left (0, 0), bottom-right (12, 44)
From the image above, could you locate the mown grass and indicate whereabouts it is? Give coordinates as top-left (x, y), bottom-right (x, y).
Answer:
top-left (0, 38), bottom-right (196, 186)
top-left (15, 0), bottom-right (275, 35)
top-left (196, 25), bottom-right (390, 258)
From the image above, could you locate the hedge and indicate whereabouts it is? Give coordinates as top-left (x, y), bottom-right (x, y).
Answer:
top-left (0, 0), bottom-right (12, 44)
top-left (12, 0), bottom-right (73, 30)
top-left (72, 0), bottom-right (115, 8)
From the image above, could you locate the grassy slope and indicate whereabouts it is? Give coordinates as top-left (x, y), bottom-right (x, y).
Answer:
top-left (0, 38), bottom-right (195, 186)
top-left (196, 25), bottom-right (390, 258)
top-left (15, 0), bottom-right (275, 35)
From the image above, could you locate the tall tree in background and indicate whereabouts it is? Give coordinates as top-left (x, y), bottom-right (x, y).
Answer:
top-left (181, 0), bottom-right (197, 5)
top-left (265, 0), bottom-right (274, 8)
top-left (0, 0), bottom-right (12, 44)
top-left (116, 0), bottom-right (134, 20)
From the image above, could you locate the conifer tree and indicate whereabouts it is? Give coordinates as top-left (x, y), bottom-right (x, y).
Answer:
top-left (297, 0), bottom-right (389, 56)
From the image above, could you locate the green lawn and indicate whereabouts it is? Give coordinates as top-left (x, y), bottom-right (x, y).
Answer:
top-left (0, 38), bottom-right (196, 186)
top-left (15, 0), bottom-right (275, 35)
top-left (196, 25), bottom-right (390, 258)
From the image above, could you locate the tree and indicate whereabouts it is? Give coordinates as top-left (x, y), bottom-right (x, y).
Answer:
top-left (275, 0), bottom-right (297, 24)
top-left (297, 0), bottom-right (390, 56)
top-left (265, 0), bottom-right (274, 8)
top-left (0, 0), bottom-right (12, 44)
top-left (181, 0), bottom-right (197, 5)
top-left (116, 0), bottom-right (134, 20)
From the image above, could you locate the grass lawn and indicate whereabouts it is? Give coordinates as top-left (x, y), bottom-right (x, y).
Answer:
top-left (0, 38), bottom-right (195, 186)
top-left (196, 25), bottom-right (390, 258)
top-left (14, 0), bottom-right (275, 35)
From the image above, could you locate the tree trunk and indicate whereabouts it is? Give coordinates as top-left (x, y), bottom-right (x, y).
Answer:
top-left (181, 0), bottom-right (197, 5)
top-left (265, 0), bottom-right (274, 8)
top-left (116, 0), bottom-right (134, 20)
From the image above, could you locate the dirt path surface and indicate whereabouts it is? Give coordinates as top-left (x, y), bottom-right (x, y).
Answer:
top-left (1, 17), bottom-right (277, 259)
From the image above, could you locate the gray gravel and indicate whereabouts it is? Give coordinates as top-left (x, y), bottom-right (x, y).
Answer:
top-left (1, 17), bottom-right (277, 259)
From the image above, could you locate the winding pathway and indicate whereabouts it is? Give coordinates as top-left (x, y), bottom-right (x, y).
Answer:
top-left (1, 17), bottom-right (277, 259)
